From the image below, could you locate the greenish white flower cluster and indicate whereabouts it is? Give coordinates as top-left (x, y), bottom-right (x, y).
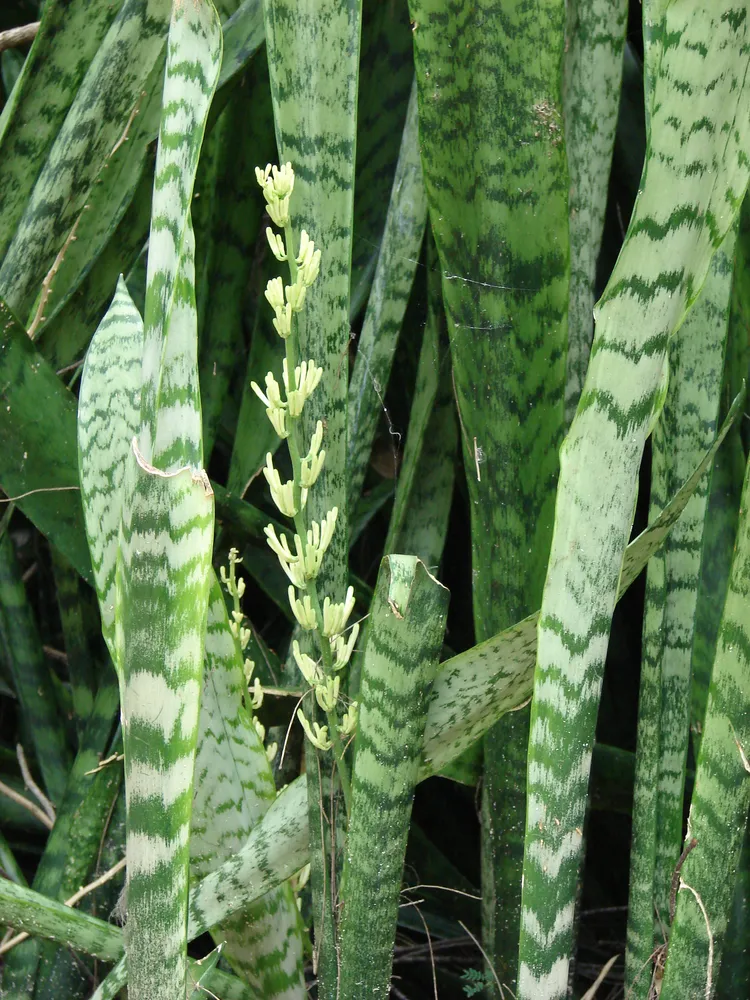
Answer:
top-left (253, 162), bottom-right (358, 757)
top-left (220, 548), bottom-right (278, 763)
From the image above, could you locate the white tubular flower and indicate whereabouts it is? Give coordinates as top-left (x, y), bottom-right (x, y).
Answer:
top-left (273, 301), bottom-right (293, 340)
top-left (300, 420), bottom-right (326, 488)
top-left (251, 373), bottom-right (289, 439)
top-left (262, 453), bottom-right (298, 517)
top-left (339, 701), bottom-right (358, 737)
top-left (253, 717), bottom-right (266, 743)
top-left (289, 586), bottom-right (318, 631)
top-left (256, 162), bottom-right (295, 227)
top-left (266, 227), bottom-right (287, 261)
top-left (264, 523), bottom-right (297, 565)
top-left (297, 709), bottom-right (332, 751)
top-left (296, 508), bottom-right (338, 581)
top-left (243, 657), bottom-right (255, 683)
top-left (265, 276), bottom-right (285, 313)
top-left (250, 677), bottom-right (264, 710)
top-left (266, 741), bottom-right (278, 763)
top-left (292, 640), bottom-right (322, 687)
top-left (286, 281), bottom-right (307, 313)
top-left (296, 231), bottom-right (322, 287)
top-left (239, 626), bottom-right (250, 649)
top-left (315, 675), bottom-right (340, 713)
top-left (321, 586), bottom-right (356, 638)
top-left (332, 621), bottom-right (359, 671)
top-left (284, 359), bottom-right (323, 417)
top-left (271, 162), bottom-right (295, 198)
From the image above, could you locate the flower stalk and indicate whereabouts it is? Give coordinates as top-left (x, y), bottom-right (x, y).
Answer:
top-left (252, 162), bottom-right (356, 814)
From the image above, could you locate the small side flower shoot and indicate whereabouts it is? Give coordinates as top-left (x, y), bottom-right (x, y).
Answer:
top-left (252, 162), bottom-right (356, 811)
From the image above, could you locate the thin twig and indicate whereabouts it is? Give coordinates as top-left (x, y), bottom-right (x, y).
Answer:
top-left (679, 879), bottom-right (713, 1000)
top-left (0, 22), bottom-right (39, 52)
top-left (0, 777), bottom-right (54, 829)
top-left (402, 883), bottom-right (482, 901)
top-left (670, 838), bottom-right (698, 924)
top-left (0, 857), bottom-right (126, 957)
top-left (42, 645), bottom-right (68, 664)
top-left (27, 216), bottom-right (82, 339)
top-left (412, 901), bottom-right (439, 1000)
top-left (16, 744), bottom-right (55, 825)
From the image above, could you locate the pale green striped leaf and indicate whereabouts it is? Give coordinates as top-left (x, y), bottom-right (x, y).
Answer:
top-left (191, 577), bottom-right (305, 999)
top-left (347, 79), bottom-right (427, 507)
top-left (563, 0), bottom-right (627, 421)
top-left (519, 6), bottom-right (750, 997)
top-left (660, 451), bottom-right (750, 1000)
top-left (78, 277), bottom-right (144, 661)
top-left (626, 228), bottom-right (737, 997)
top-left (339, 556), bottom-right (449, 998)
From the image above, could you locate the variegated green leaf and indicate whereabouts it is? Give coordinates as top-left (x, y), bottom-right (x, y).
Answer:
top-left (116, 449), bottom-right (214, 1000)
top-left (563, 0), bottom-right (627, 421)
top-left (659, 450), bottom-right (750, 1000)
top-left (626, 228), bottom-right (737, 997)
top-left (263, 0), bottom-right (361, 986)
top-left (78, 277), bottom-right (144, 661)
top-left (519, 6), bottom-right (750, 997)
top-left (339, 556), bottom-right (449, 999)
top-left (191, 577), bottom-right (305, 999)
top-left (0, 0), bottom-right (121, 264)
top-left (0, 0), bottom-right (172, 321)
top-left (347, 79), bottom-right (427, 507)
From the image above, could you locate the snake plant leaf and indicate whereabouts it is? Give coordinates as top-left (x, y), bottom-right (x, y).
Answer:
top-left (384, 235), bottom-right (456, 568)
top-left (191, 576), bottom-right (305, 999)
top-left (422, 391), bottom-right (743, 782)
top-left (626, 229), bottom-right (737, 996)
top-left (139, 4), bottom-right (221, 468)
top-left (518, 5), bottom-right (750, 997)
top-left (339, 556), bottom-right (449, 999)
top-left (347, 79), bottom-right (427, 507)
top-left (563, 0), bottom-right (627, 422)
top-left (350, 0), bottom-right (415, 316)
top-left (0, 534), bottom-right (71, 805)
top-left (659, 450), bottom-right (750, 1000)
top-left (0, 879), bottom-right (255, 1000)
top-left (0, 0), bottom-right (120, 264)
top-left (407, 0), bottom-right (569, 981)
top-left (0, 0), bottom-right (172, 322)
top-left (38, 164), bottom-right (155, 373)
top-left (116, 449), bottom-right (214, 1000)
top-left (263, 0), bottom-right (361, 985)
top-left (113, 6), bottom-right (220, 1000)
top-left (78, 277), bottom-right (144, 661)
top-left (0, 296), bottom-right (92, 583)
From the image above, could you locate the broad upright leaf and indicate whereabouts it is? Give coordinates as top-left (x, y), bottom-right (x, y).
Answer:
top-left (519, 6), bottom-right (750, 998)
top-left (347, 80), bottom-right (427, 508)
top-left (263, 1), bottom-right (361, 988)
top-left (0, 0), bottom-right (120, 262)
top-left (0, 0), bottom-right (172, 321)
top-left (339, 556), bottom-right (449, 999)
top-left (626, 230), bottom-right (737, 996)
top-left (191, 577), bottom-right (305, 999)
top-left (408, 0), bottom-right (569, 983)
top-left (563, 0), bottom-right (627, 421)
top-left (660, 450), bottom-right (750, 1000)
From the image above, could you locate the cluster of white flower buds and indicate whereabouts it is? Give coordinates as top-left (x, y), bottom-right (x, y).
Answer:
top-left (221, 548), bottom-right (277, 762)
top-left (254, 162), bottom-right (359, 753)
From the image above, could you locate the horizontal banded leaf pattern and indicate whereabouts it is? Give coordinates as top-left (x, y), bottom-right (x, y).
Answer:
top-left (519, 6), bottom-right (750, 998)
top-left (339, 556), bottom-right (449, 998)
top-left (660, 449), bottom-right (750, 999)
top-left (191, 577), bottom-right (305, 1000)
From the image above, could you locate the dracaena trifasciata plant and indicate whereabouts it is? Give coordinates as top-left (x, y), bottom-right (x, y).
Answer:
top-left (1, 3), bottom-right (750, 1000)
